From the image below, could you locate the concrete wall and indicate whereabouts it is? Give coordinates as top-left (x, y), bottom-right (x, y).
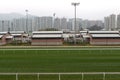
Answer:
top-left (32, 39), bottom-right (63, 46)
top-left (0, 36), bottom-right (6, 45)
top-left (90, 38), bottom-right (120, 45)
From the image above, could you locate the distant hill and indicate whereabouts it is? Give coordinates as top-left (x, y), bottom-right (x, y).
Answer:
top-left (0, 13), bottom-right (25, 20)
top-left (0, 13), bottom-right (36, 20)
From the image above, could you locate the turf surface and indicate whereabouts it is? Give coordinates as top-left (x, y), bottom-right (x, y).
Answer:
top-left (0, 48), bottom-right (120, 80)
top-left (0, 49), bottom-right (120, 72)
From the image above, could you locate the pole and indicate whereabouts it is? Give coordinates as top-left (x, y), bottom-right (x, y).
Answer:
top-left (82, 73), bottom-right (84, 80)
top-left (59, 74), bottom-right (61, 80)
top-left (74, 5), bottom-right (76, 44)
top-left (16, 73), bottom-right (18, 80)
top-left (8, 21), bottom-right (10, 32)
top-left (53, 13), bottom-right (56, 28)
top-left (71, 2), bottom-right (80, 45)
top-left (103, 72), bottom-right (105, 80)
top-left (11, 22), bottom-right (13, 31)
top-left (37, 73), bottom-right (39, 80)
top-left (25, 10), bottom-right (28, 33)
top-left (2, 20), bottom-right (4, 31)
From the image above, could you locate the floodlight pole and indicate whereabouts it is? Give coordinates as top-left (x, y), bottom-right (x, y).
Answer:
top-left (25, 9), bottom-right (28, 33)
top-left (2, 20), bottom-right (4, 31)
top-left (53, 13), bottom-right (56, 28)
top-left (71, 2), bottom-right (80, 45)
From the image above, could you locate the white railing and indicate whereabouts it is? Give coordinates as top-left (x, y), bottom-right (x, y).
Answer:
top-left (0, 72), bottom-right (120, 80)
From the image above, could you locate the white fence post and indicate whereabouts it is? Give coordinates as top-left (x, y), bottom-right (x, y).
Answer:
top-left (59, 74), bottom-right (61, 80)
top-left (37, 73), bottom-right (39, 80)
top-left (103, 72), bottom-right (105, 80)
top-left (16, 73), bottom-right (18, 80)
top-left (82, 73), bottom-right (84, 80)
top-left (0, 72), bottom-right (120, 80)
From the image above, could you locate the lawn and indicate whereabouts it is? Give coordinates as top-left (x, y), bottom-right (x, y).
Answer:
top-left (0, 49), bottom-right (120, 72)
top-left (0, 48), bottom-right (120, 80)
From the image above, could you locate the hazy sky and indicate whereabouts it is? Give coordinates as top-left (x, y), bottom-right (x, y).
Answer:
top-left (0, 0), bottom-right (120, 20)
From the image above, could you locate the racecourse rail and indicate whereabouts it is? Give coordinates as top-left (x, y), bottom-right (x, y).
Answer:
top-left (0, 47), bottom-right (120, 50)
top-left (0, 72), bottom-right (120, 80)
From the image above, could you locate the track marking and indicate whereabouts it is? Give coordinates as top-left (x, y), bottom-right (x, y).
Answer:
top-left (0, 48), bottom-right (120, 50)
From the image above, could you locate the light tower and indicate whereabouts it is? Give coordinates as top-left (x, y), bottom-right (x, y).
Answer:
top-left (53, 13), bottom-right (56, 28)
top-left (25, 9), bottom-right (28, 33)
top-left (71, 2), bottom-right (80, 44)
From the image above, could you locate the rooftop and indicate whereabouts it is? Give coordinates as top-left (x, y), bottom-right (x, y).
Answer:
top-left (91, 34), bottom-right (120, 38)
top-left (33, 31), bottom-right (63, 34)
top-left (89, 31), bottom-right (119, 34)
top-left (11, 34), bottom-right (22, 36)
top-left (6, 36), bottom-right (13, 39)
top-left (10, 31), bottom-right (25, 34)
top-left (32, 34), bottom-right (62, 38)
top-left (0, 32), bottom-right (8, 35)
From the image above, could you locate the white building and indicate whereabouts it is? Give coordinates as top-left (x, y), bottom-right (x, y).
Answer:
top-left (104, 17), bottom-right (110, 30)
top-left (117, 14), bottom-right (120, 30)
top-left (12, 18), bottom-right (33, 33)
top-left (10, 31), bottom-right (29, 43)
top-left (104, 14), bottom-right (116, 31)
top-left (40, 16), bottom-right (52, 30)
top-left (0, 20), bottom-right (11, 32)
top-left (109, 14), bottom-right (116, 30)
top-left (67, 19), bottom-right (73, 31)
top-left (54, 18), bottom-right (61, 30)
top-left (32, 17), bottom-right (41, 31)
top-left (69, 18), bottom-right (82, 31)
top-left (61, 18), bottom-right (67, 30)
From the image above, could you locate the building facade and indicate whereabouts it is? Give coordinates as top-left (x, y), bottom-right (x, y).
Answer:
top-left (89, 31), bottom-right (120, 45)
top-left (117, 14), bottom-right (120, 30)
top-left (104, 17), bottom-right (110, 30)
top-left (109, 14), bottom-right (116, 30)
top-left (61, 18), bottom-right (67, 30)
top-left (104, 14), bottom-right (116, 31)
top-left (32, 31), bottom-right (63, 46)
top-left (0, 20), bottom-right (11, 32)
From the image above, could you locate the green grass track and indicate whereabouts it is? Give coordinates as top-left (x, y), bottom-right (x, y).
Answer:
top-left (0, 49), bottom-right (120, 72)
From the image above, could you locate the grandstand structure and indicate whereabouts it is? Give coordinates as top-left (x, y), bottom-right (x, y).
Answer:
top-left (89, 31), bottom-right (120, 45)
top-left (32, 31), bottom-right (63, 46)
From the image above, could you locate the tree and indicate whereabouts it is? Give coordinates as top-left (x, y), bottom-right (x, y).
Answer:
top-left (87, 25), bottom-right (103, 31)
top-left (39, 28), bottom-right (58, 31)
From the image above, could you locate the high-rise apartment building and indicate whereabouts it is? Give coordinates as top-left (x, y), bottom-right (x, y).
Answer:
top-left (109, 14), bottom-right (116, 30)
top-left (0, 15), bottom-right (107, 32)
top-left (68, 18), bottom-right (82, 31)
top-left (33, 17), bottom-right (41, 31)
top-left (67, 19), bottom-right (73, 31)
top-left (40, 17), bottom-right (52, 30)
top-left (104, 14), bottom-right (116, 31)
top-left (29, 16), bottom-right (53, 31)
top-left (117, 14), bottom-right (120, 29)
top-left (12, 18), bottom-right (33, 32)
top-left (54, 18), bottom-right (61, 30)
top-left (0, 20), bottom-right (10, 32)
top-left (60, 18), bottom-right (67, 30)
